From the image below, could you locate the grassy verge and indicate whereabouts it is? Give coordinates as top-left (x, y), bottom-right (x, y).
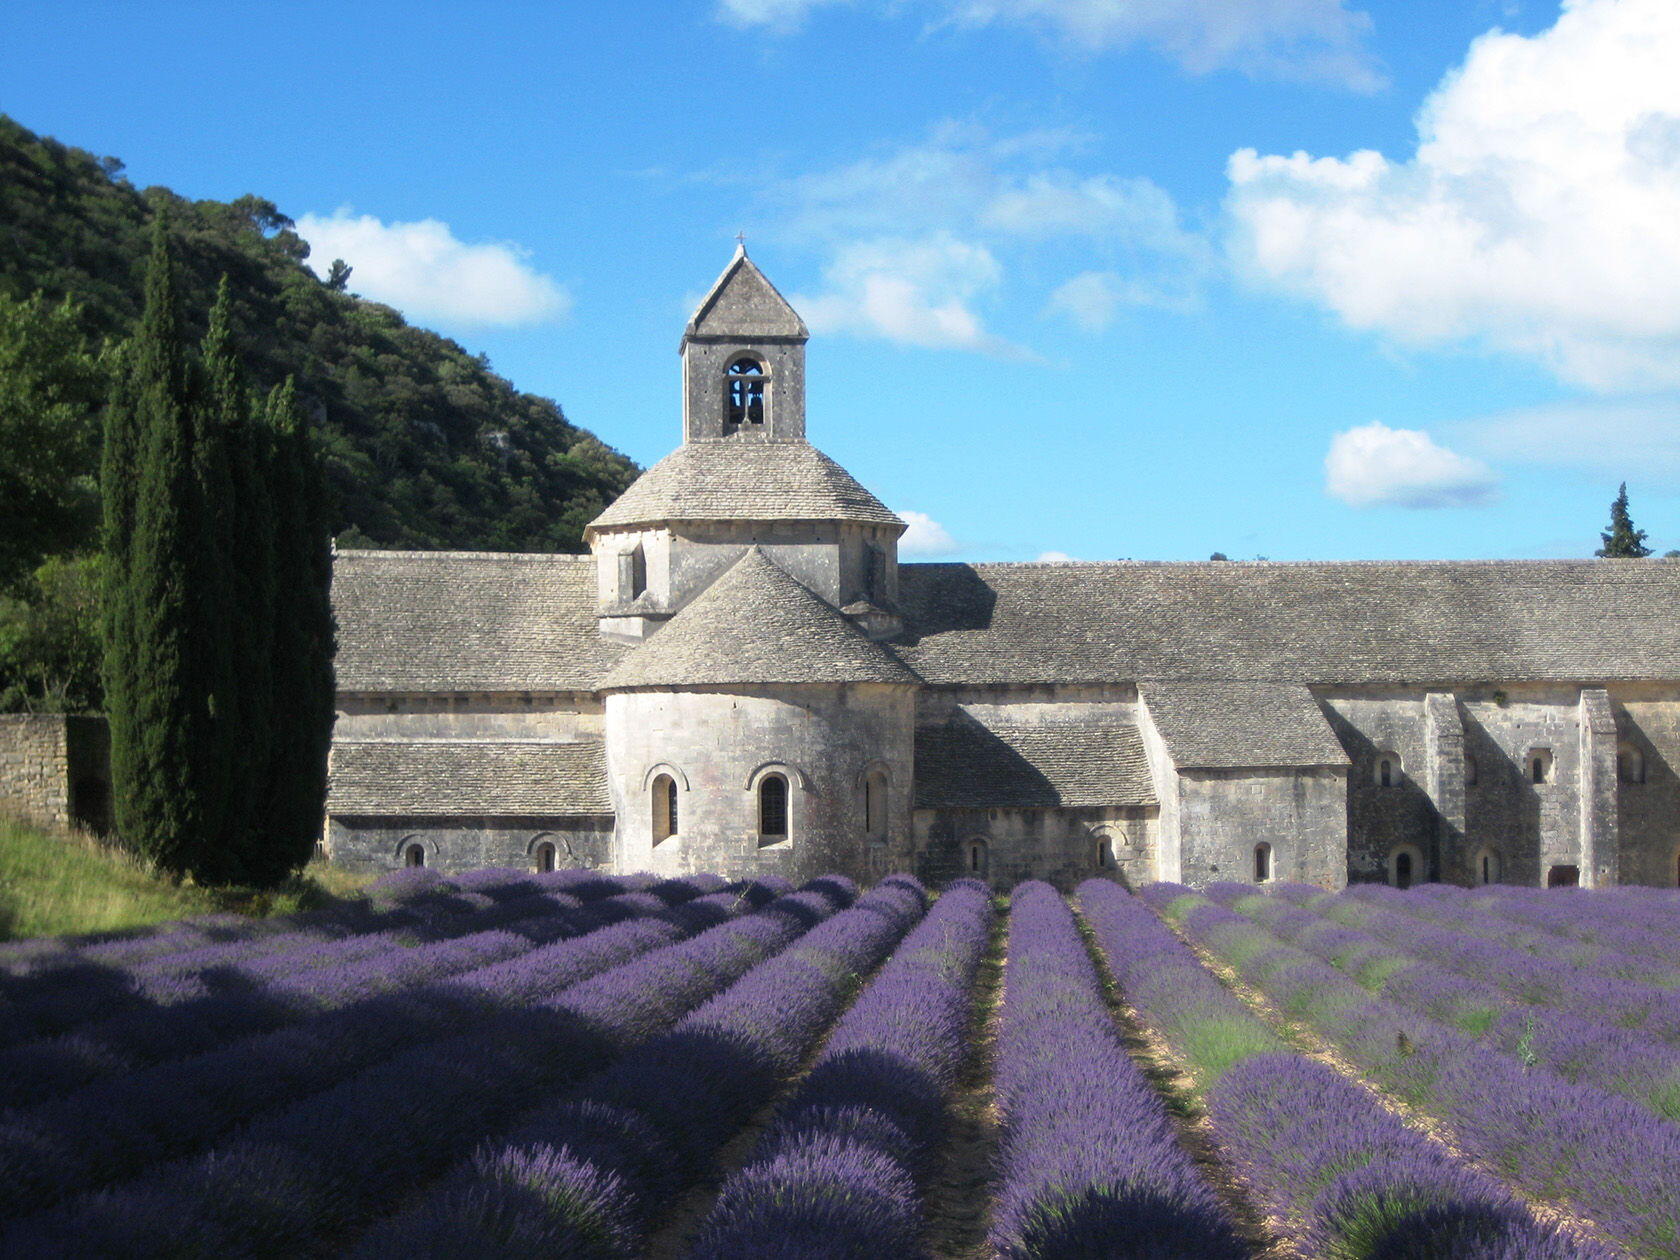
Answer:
top-left (0, 816), bottom-right (373, 942)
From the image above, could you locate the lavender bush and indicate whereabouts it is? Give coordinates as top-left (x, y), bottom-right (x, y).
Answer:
top-left (1163, 885), bottom-right (1680, 1258)
top-left (352, 876), bottom-right (931, 1258)
top-left (684, 878), bottom-right (994, 1259)
top-left (0, 877), bottom-right (821, 1241)
top-left (991, 881), bottom-right (1244, 1259)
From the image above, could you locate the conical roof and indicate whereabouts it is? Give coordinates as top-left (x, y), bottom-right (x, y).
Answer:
top-left (587, 440), bottom-right (903, 534)
top-left (686, 245), bottom-right (808, 340)
top-left (599, 548), bottom-right (919, 690)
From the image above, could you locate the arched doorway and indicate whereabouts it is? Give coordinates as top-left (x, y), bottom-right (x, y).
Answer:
top-left (1387, 845), bottom-right (1422, 889)
top-left (404, 842), bottom-right (425, 868)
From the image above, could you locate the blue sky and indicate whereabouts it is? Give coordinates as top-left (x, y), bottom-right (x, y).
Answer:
top-left (8, 0), bottom-right (1680, 562)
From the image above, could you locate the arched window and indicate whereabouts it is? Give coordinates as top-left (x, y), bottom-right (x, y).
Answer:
top-left (1619, 744), bottom-right (1645, 784)
top-left (1674, 848), bottom-right (1680, 888)
top-left (759, 773), bottom-right (789, 842)
top-left (1474, 847), bottom-right (1501, 885)
top-left (725, 356), bottom-right (766, 426)
top-left (652, 774), bottom-right (678, 843)
top-left (967, 839), bottom-right (989, 876)
top-left (1387, 845), bottom-right (1422, 889)
top-left (534, 841), bottom-right (556, 873)
top-left (1253, 842), bottom-right (1272, 883)
top-left (404, 842), bottom-right (426, 869)
top-left (1374, 754), bottom-right (1400, 787)
top-left (1096, 835), bottom-right (1115, 869)
top-left (864, 770), bottom-right (888, 841)
top-left (1529, 748), bottom-right (1554, 784)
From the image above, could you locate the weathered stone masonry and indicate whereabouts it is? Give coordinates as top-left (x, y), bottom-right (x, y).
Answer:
top-left (315, 248), bottom-right (1680, 890)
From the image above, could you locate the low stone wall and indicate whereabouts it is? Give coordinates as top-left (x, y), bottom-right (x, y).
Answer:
top-left (0, 714), bottom-right (109, 832)
top-left (326, 814), bottom-right (614, 874)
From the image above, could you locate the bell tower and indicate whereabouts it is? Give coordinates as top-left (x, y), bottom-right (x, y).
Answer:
top-left (681, 243), bottom-right (808, 443)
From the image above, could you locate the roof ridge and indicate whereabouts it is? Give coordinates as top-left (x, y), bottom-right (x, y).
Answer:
top-left (599, 548), bottom-right (918, 689)
top-left (335, 549), bottom-right (592, 563)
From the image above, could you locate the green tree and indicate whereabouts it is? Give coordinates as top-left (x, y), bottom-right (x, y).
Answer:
top-left (324, 259), bottom-right (352, 292)
top-left (0, 292), bottom-right (106, 591)
top-left (0, 555), bottom-right (102, 713)
top-left (104, 213), bottom-right (214, 875)
top-left (253, 378), bottom-right (336, 883)
top-left (1596, 483), bottom-right (1652, 558)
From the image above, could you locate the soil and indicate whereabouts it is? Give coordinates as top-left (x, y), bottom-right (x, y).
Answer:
top-left (917, 907), bottom-right (1007, 1260)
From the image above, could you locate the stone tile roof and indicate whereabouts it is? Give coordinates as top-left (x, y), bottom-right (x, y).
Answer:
top-left (588, 441), bottom-right (903, 532)
top-left (332, 550), bottom-right (625, 694)
top-left (686, 248), bottom-right (808, 340)
top-left (328, 740), bottom-right (612, 816)
top-left (894, 560), bottom-right (1680, 686)
top-left (1140, 681), bottom-right (1348, 769)
top-left (914, 716), bottom-right (1156, 808)
top-left (600, 548), bottom-right (920, 690)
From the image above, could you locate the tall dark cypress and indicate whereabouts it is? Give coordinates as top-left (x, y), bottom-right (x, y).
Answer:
top-left (196, 279), bottom-right (271, 881)
top-left (254, 378), bottom-right (336, 882)
top-left (104, 214), bottom-right (210, 874)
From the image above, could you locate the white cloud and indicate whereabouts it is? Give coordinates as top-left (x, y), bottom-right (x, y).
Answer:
top-left (898, 509), bottom-right (961, 555)
top-left (720, 0), bottom-right (1381, 88)
top-left (1036, 549), bottom-right (1079, 561)
top-left (793, 234), bottom-right (1029, 356)
top-left (1227, 0), bottom-right (1680, 389)
top-left (1324, 421), bottom-right (1500, 508)
top-left (772, 123), bottom-right (1207, 353)
top-left (1046, 268), bottom-right (1197, 330)
top-left (1454, 396), bottom-right (1680, 484)
top-left (716, 0), bottom-right (842, 29)
top-left (295, 210), bottom-right (570, 328)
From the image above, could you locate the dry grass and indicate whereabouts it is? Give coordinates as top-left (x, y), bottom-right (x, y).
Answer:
top-left (0, 815), bottom-right (372, 943)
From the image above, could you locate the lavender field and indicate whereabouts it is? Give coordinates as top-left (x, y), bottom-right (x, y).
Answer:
top-left (0, 869), bottom-right (1674, 1258)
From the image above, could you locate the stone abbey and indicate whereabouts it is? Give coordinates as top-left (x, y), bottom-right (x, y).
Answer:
top-left (320, 248), bottom-right (1680, 890)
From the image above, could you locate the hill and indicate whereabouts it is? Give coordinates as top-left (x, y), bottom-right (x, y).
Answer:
top-left (0, 113), bottom-right (638, 555)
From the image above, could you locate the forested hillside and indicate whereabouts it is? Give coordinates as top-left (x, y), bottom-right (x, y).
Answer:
top-left (0, 113), bottom-right (638, 554)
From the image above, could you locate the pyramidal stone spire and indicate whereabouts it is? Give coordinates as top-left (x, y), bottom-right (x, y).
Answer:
top-left (681, 246), bottom-right (808, 442)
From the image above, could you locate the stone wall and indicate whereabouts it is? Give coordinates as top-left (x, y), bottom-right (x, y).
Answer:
top-left (605, 681), bottom-right (916, 885)
top-left (0, 714), bottom-right (109, 832)
top-left (326, 815), bottom-right (613, 874)
top-left (333, 692), bottom-right (602, 741)
top-left (912, 805), bottom-right (1154, 890)
top-left (1175, 768), bottom-right (1347, 887)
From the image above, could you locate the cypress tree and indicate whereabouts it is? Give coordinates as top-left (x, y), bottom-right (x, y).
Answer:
top-left (196, 279), bottom-right (272, 881)
top-left (104, 214), bottom-right (211, 874)
top-left (1597, 483), bottom-right (1653, 558)
top-left (253, 378), bottom-right (336, 883)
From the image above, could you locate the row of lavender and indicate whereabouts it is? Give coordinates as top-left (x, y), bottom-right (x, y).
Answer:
top-left (0, 872), bottom-right (744, 1220)
top-left (0, 864), bottom-right (638, 1051)
top-left (3, 874), bottom-right (860, 1254)
top-left (1214, 881), bottom-right (1680, 1125)
top-left (1150, 883), bottom-right (1680, 1258)
top-left (0, 869), bottom-right (678, 1109)
top-left (1076, 881), bottom-right (1585, 1258)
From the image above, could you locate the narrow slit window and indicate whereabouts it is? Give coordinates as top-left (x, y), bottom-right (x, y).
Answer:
top-left (652, 774), bottom-right (678, 843)
top-left (967, 840), bottom-right (988, 875)
top-left (759, 774), bottom-right (788, 841)
top-left (726, 357), bottom-right (766, 426)
top-left (864, 771), bottom-right (887, 840)
top-left (1529, 749), bottom-right (1553, 784)
top-left (1254, 842), bottom-right (1272, 883)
